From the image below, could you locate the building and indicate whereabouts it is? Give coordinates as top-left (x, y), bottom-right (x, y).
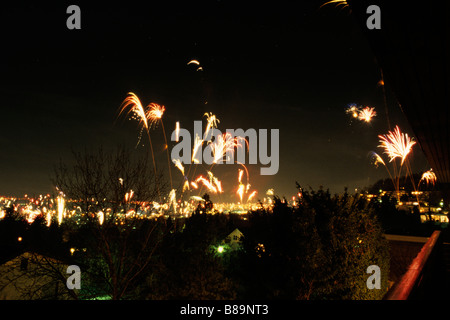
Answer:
top-left (0, 252), bottom-right (77, 300)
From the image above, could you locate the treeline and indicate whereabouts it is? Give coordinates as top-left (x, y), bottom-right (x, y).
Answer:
top-left (1, 187), bottom-right (396, 300)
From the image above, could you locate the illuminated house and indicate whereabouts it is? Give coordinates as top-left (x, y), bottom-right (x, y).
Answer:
top-left (223, 228), bottom-right (244, 250)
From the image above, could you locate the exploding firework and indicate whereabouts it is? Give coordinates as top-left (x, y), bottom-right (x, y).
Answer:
top-left (119, 92), bottom-right (149, 131)
top-left (195, 175), bottom-right (218, 193)
top-left (358, 106), bottom-right (377, 123)
top-left (368, 151), bottom-right (386, 168)
top-left (204, 112), bottom-right (220, 141)
top-left (146, 103), bottom-right (165, 128)
top-left (378, 125), bottom-right (416, 165)
top-left (119, 93), bottom-right (159, 198)
top-left (346, 104), bottom-right (359, 119)
top-left (420, 169), bottom-right (437, 186)
top-left (207, 171), bottom-right (223, 193)
top-left (210, 133), bottom-right (243, 164)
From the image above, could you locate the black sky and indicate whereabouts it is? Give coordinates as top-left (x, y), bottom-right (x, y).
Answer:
top-left (0, 0), bottom-right (429, 199)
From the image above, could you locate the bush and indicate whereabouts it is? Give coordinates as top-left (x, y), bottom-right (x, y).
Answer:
top-left (238, 186), bottom-right (390, 300)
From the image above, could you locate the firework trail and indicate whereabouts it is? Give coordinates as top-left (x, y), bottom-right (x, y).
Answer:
top-left (368, 151), bottom-right (396, 194)
top-left (57, 194), bottom-right (65, 225)
top-left (146, 103), bottom-right (173, 190)
top-left (98, 211), bottom-right (104, 225)
top-left (248, 190), bottom-right (257, 202)
top-left (175, 122), bottom-right (180, 142)
top-left (168, 189), bottom-right (177, 213)
top-left (192, 133), bottom-right (203, 164)
top-left (173, 159), bottom-right (185, 176)
top-left (375, 126), bottom-right (416, 201)
top-left (187, 59), bottom-right (200, 66)
top-left (237, 183), bottom-right (245, 203)
top-left (125, 189), bottom-right (134, 202)
top-left (119, 93), bottom-right (158, 193)
top-left (320, 0), bottom-right (349, 10)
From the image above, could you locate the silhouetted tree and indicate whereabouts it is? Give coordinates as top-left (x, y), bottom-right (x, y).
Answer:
top-left (52, 146), bottom-right (168, 299)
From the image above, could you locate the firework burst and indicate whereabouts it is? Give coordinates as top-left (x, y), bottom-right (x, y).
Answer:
top-left (204, 112), bottom-right (220, 141)
top-left (378, 125), bottom-right (416, 165)
top-left (358, 106), bottom-right (377, 123)
top-left (146, 103), bottom-right (165, 128)
top-left (119, 92), bottom-right (149, 130)
top-left (368, 151), bottom-right (386, 168)
top-left (420, 169), bottom-right (437, 186)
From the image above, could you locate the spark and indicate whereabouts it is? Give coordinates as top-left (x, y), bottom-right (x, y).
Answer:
top-left (358, 106), bottom-right (377, 123)
top-left (266, 189), bottom-right (274, 196)
top-left (378, 125), bottom-right (416, 165)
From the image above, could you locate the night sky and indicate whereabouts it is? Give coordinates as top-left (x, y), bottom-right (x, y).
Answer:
top-left (0, 0), bottom-right (429, 199)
